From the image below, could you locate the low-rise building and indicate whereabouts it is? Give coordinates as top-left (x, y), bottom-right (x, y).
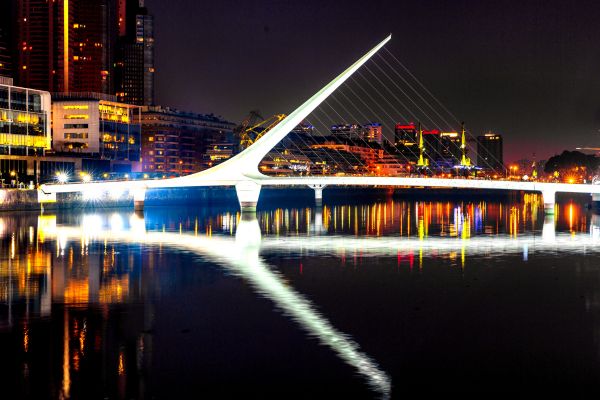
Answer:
top-left (0, 78), bottom-right (52, 182)
top-left (51, 92), bottom-right (142, 171)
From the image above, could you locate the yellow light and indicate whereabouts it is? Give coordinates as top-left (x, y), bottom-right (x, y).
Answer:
top-left (63, 105), bottom-right (89, 110)
top-left (65, 114), bottom-right (89, 119)
top-left (64, 0), bottom-right (69, 91)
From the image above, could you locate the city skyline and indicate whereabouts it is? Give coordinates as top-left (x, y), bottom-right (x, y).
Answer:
top-left (146, 0), bottom-right (600, 162)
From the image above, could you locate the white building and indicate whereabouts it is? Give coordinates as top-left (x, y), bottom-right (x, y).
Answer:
top-left (52, 92), bottom-right (141, 163)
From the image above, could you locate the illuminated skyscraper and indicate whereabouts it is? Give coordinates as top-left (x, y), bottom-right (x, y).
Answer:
top-left (15, 0), bottom-right (123, 94)
top-left (16, 0), bottom-right (74, 92)
top-left (72, 0), bottom-right (119, 94)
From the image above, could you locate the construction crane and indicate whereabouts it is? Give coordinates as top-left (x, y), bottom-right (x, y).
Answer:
top-left (238, 113), bottom-right (286, 150)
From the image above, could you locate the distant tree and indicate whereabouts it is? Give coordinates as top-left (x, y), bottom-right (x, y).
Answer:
top-left (544, 150), bottom-right (600, 175)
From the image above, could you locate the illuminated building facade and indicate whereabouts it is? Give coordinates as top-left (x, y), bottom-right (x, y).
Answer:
top-left (363, 122), bottom-right (383, 144)
top-left (204, 143), bottom-right (236, 168)
top-left (330, 124), bottom-right (364, 140)
top-left (311, 141), bottom-right (383, 166)
top-left (477, 132), bottom-right (504, 172)
top-left (260, 150), bottom-right (312, 175)
top-left (72, 0), bottom-right (119, 94)
top-left (139, 106), bottom-right (234, 173)
top-left (16, 0), bottom-right (75, 92)
top-left (14, 0), bottom-right (142, 97)
top-left (52, 92), bottom-right (141, 167)
top-left (0, 81), bottom-right (51, 157)
top-left (394, 122), bottom-right (418, 160)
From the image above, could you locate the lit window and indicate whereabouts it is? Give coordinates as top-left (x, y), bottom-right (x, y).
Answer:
top-left (64, 114), bottom-right (89, 120)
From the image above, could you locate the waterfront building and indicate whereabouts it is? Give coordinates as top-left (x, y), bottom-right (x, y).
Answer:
top-left (477, 132), bottom-right (504, 172)
top-left (51, 92), bottom-right (141, 170)
top-left (370, 153), bottom-right (409, 176)
top-left (306, 147), bottom-right (367, 175)
top-left (0, 79), bottom-right (51, 159)
top-left (139, 106), bottom-right (234, 174)
top-left (311, 140), bottom-right (383, 166)
top-left (275, 123), bottom-right (316, 151)
top-left (260, 150), bottom-right (312, 175)
top-left (330, 124), bottom-right (364, 140)
top-left (363, 122), bottom-right (383, 144)
top-left (204, 143), bottom-right (236, 168)
top-left (0, 80), bottom-right (119, 184)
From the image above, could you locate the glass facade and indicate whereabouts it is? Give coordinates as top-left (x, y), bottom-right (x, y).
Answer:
top-left (0, 84), bottom-right (51, 156)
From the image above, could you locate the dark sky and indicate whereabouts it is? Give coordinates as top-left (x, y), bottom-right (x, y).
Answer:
top-left (145, 0), bottom-right (600, 162)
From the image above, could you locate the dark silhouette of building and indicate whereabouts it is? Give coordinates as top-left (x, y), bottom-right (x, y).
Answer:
top-left (115, 0), bottom-right (154, 106)
top-left (477, 132), bottom-right (504, 172)
top-left (0, 1), bottom-right (15, 78)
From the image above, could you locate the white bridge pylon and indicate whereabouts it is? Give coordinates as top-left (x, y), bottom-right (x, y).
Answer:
top-left (39, 35), bottom-right (600, 213)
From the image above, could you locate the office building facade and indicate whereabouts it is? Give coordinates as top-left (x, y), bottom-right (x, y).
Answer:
top-left (0, 80), bottom-right (51, 181)
top-left (52, 92), bottom-right (141, 166)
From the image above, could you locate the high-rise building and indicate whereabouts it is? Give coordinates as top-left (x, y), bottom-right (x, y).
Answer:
top-left (16, 0), bottom-right (73, 92)
top-left (115, 0), bottom-right (154, 105)
top-left (14, 0), bottom-right (144, 98)
top-left (0, 0), bottom-right (15, 78)
top-left (394, 122), bottom-right (418, 161)
top-left (477, 132), bottom-right (504, 172)
top-left (73, 0), bottom-right (118, 94)
top-left (15, 0), bottom-right (118, 94)
top-left (139, 106), bottom-right (234, 174)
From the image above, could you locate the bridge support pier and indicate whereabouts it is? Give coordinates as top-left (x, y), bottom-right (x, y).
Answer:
top-left (308, 184), bottom-right (326, 206)
top-left (592, 194), bottom-right (600, 213)
top-left (132, 188), bottom-right (146, 212)
top-left (236, 181), bottom-right (262, 212)
top-left (542, 214), bottom-right (556, 242)
top-left (541, 190), bottom-right (556, 214)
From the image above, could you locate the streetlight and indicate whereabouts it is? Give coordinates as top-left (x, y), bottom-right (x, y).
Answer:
top-left (10, 171), bottom-right (18, 188)
top-left (56, 171), bottom-right (69, 184)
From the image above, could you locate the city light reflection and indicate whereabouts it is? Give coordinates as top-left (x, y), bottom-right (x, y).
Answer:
top-left (0, 196), bottom-right (598, 397)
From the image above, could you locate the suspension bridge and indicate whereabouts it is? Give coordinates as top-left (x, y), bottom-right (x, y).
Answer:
top-left (38, 35), bottom-right (600, 214)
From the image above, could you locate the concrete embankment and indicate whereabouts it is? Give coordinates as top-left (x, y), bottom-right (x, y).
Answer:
top-left (0, 186), bottom-right (591, 212)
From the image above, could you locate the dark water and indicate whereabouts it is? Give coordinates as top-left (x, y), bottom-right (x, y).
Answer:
top-left (2, 192), bottom-right (600, 398)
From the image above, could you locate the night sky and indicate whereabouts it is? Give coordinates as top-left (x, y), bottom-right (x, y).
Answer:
top-left (145, 0), bottom-right (600, 162)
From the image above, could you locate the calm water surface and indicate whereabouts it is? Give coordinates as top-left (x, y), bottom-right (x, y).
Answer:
top-left (2, 193), bottom-right (600, 398)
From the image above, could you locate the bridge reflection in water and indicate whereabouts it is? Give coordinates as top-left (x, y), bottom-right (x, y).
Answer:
top-left (0, 196), bottom-right (599, 397)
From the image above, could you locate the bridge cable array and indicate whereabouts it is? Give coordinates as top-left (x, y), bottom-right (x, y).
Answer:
top-left (259, 47), bottom-right (505, 176)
